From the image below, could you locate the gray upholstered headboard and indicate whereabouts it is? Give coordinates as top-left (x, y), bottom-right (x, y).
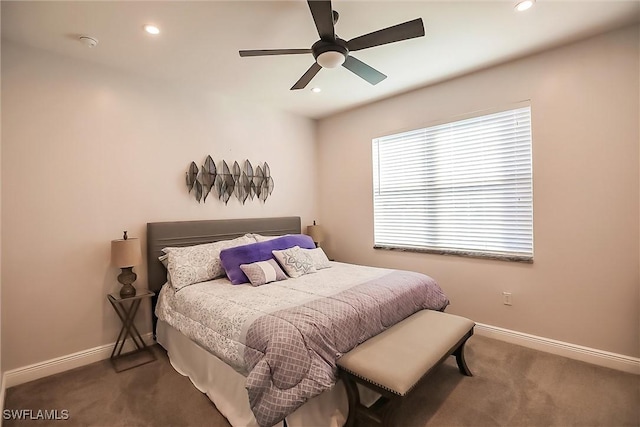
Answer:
top-left (146, 216), bottom-right (301, 293)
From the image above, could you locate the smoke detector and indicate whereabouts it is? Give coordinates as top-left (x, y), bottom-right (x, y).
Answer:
top-left (79, 36), bottom-right (98, 48)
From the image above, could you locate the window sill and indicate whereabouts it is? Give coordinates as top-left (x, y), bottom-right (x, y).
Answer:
top-left (373, 245), bottom-right (533, 263)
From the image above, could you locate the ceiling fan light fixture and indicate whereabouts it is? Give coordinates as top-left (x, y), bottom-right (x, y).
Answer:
top-left (515, 0), bottom-right (534, 12)
top-left (316, 51), bottom-right (346, 69)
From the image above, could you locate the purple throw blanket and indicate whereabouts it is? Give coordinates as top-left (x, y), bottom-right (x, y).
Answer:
top-left (242, 270), bottom-right (449, 427)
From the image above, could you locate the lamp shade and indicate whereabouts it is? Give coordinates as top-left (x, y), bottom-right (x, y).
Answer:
top-left (111, 238), bottom-right (142, 268)
top-left (307, 224), bottom-right (324, 243)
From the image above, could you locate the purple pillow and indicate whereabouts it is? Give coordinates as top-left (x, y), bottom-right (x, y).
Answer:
top-left (220, 234), bottom-right (316, 284)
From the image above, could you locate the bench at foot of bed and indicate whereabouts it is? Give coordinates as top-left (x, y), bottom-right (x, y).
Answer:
top-left (337, 309), bottom-right (475, 427)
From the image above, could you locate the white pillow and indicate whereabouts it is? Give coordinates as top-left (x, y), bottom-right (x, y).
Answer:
top-left (272, 246), bottom-right (316, 278)
top-left (301, 247), bottom-right (331, 270)
top-left (162, 234), bottom-right (255, 290)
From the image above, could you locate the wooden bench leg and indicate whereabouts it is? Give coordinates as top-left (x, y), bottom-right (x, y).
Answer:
top-left (453, 335), bottom-right (473, 376)
top-left (342, 374), bottom-right (360, 427)
top-left (382, 398), bottom-right (400, 427)
top-left (342, 373), bottom-right (388, 427)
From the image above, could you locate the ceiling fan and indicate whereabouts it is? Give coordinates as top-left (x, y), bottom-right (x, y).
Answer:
top-left (239, 1), bottom-right (425, 90)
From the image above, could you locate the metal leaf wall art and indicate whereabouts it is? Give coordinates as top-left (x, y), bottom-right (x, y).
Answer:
top-left (201, 156), bottom-right (217, 202)
top-left (220, 161), bottom-right (234, 205)
top-left (194, 169), bottom-right (204, 203)
top-left (186, 162), bottom-right (198, 191)
top-left (185, 157), bottom-right (274, 204)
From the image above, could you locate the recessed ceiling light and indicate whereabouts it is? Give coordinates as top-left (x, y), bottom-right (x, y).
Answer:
top-left (144, 24), bottom-right (160, 35)
top-left (515, 0), bottom-right (534, 12)
top-left (311, 87), bottom-right (322, 93)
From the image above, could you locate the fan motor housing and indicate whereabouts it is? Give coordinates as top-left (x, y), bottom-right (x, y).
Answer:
top-left (312, 38), bottom-right (349, 60)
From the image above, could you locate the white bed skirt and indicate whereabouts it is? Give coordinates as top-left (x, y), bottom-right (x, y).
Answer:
top-left (156, 320), bottom-right (378, 427)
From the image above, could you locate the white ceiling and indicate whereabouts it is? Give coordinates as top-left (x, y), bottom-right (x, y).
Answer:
top-left (2, 1), bottom-right (638, 119)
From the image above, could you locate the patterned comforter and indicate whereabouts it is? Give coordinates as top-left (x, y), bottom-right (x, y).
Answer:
top-left (156, 262), bottom-right (449, 427)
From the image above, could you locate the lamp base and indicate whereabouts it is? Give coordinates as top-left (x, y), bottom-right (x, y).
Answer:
top-left (119, 283), bottom-right (137, 298)
top-left (117, 267), bottom-right (137, 298)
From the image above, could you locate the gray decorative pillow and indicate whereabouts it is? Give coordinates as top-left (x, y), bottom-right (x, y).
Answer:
top-left (301, 247), bottom-right (331, 270)
top-left (240, 259), bottom-right (287, 287)
top-left (162, 234), bottom-right (255, 290)
top-left (272, 246), bottom-right (317, 278)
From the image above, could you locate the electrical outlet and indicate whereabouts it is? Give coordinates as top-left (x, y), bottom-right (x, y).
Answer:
top-left (502, 292), bottom-right (512, 306)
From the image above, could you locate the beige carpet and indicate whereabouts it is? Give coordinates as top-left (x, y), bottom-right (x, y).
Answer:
top-left (4, 336), bottom-right (639, 426)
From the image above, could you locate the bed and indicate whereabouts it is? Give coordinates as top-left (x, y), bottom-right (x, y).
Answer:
top-left (147, 217), bottom-right (449, 427)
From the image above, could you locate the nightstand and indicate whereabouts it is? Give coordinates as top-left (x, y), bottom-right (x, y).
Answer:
top-left (107, 290), bottom-right (156, 372)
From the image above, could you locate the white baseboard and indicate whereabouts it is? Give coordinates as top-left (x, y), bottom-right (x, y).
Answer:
top-left (4, 333), bottom-right (155, 389)
top-left (475, 323), bottom-right (640, 375)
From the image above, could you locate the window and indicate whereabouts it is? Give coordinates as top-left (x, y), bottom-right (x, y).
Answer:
top-left (372, 105), bottom-right (533, 262)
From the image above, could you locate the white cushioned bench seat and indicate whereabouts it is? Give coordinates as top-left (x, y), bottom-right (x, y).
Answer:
top-left (337, 309), bottom-right (475, 426)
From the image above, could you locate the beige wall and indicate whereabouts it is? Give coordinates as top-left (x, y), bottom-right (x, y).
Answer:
top-left (317, 25), bottom-right (639, 357)
top-left (1, 41), bottom-right (317, 371)
top-left (0, 2), bottom-right (4, 388)
top-left (0, 30), bottom-right (3, 388)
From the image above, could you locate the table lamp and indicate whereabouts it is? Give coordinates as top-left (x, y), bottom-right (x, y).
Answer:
top-left (307, 221), bottom-right (324, 248)
top-left (111, 231), bottom-right (142, 298)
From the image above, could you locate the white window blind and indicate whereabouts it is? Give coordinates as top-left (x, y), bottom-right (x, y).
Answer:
top-left (372, 106), bottom-right (533, 261)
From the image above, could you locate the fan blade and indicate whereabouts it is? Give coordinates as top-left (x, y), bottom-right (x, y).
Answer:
top-left (291, 62), bottom-right (322, 90)
top-left (347, 18), bottom-right (425, 52)
top-left (307, 0), bottom-right (335, 40)
top-left (239, 49), bottom-right (312, 57)
top-left (342, 55), bottom-right (387, 85)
